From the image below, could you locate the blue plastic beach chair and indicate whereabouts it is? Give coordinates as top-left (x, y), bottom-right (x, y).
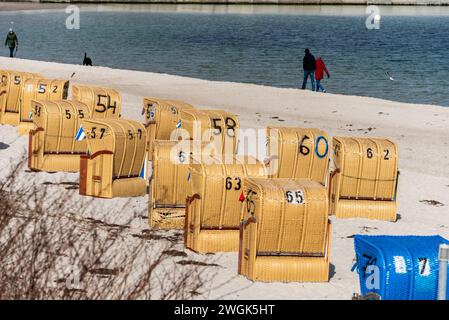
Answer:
top-left (353, 235), bottom-right (449, 300)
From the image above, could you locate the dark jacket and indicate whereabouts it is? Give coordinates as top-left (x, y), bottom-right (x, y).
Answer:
top-left (5, 32), bottom-right (18, 49)
top-left (303, 52), bottom-right (316, 71)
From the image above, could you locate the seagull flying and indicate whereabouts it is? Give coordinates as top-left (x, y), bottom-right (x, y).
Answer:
top-left (386, 71), bottom-right (395, 81)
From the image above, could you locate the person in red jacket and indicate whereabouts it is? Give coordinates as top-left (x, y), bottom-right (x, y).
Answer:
top-left (315, 57), bottom-right (330, 92)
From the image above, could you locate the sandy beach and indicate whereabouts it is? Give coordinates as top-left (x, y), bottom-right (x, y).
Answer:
top-left (1, 56), bottom-right (449, 299)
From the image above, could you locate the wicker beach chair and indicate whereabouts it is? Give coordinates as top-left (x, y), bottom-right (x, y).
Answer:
top-left (266, 126), bottom-right (330, 185)
top-left (353, 235), bottom-right (449, 300)
top-left (329, 136), bottom-right (399, 221)
top-left (142, 97), bottom-right (195, 160)
top-left (239, 178), bottom-right (331, 282)
top-left (79, 118), bottom-right (147, 198)
top-left (0, 70), bottom-right (41, 126)
top-left (72, 85), bottom-right (121, 119)
top-left (18, 78), bottom-right (69, 135)
top-left (185, 155), bottom-right (267, 253)
top-left (149, 140), bottom-right (213, 229)
top-left (28, 99), bottom-right (92, 172)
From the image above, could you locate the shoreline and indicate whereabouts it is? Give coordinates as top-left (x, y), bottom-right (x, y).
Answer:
top-left (4, 3), bottom-right (449, 14)
top-left (1, 56), bottom-right (449, 299)
top-left (16, 1), bottom-right (449, 6)
top-left (3, 56), bottom-right (449, 111)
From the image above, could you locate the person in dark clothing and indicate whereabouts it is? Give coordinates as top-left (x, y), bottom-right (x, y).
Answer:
top-left (5, 28), bottom-right (18, 58)
top-left (301, 48), bottom-right (316, 91)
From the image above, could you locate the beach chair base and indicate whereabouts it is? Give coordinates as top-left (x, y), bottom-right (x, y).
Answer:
top-left (0, 112), bottom-right (19, 126)
top-left (334, 199), bottom-right (397, 221)
top-left (186, 229), bottom-right (240, 253)
top-left (239, 218), bottom-right (332, 283)
top-left (18, 121), bottom-right (36, 136)
top-left (80, 153), bottom-right (147, 199)
top-left (112, 178), bottom-right (147, 198)
top-left (246, 256), bottom-right (330, 283)
top-left (29, 154), bottom-right (82, 173)
top-left (149, 206), bottom-right (185, 229)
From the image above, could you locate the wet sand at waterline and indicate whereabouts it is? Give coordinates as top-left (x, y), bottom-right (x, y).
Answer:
top-left (1, 57), bottom-right (449, 299)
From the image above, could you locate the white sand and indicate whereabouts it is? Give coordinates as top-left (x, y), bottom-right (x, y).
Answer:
top-left (1, 56), bottom-right (449, 299)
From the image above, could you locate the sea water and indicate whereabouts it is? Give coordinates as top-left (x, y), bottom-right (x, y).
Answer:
top-left (1, 4), bottom-right (449, 106)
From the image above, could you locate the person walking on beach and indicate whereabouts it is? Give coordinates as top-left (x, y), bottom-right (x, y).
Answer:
top-left (301, 48), bottom-right (316, 91)
top-left (5, 28), bottom-right (18, 58)
top-left (315, 57), bottom-right (330, 92)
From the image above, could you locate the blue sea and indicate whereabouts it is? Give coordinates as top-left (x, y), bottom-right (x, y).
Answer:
top-left (1, 5), bottom-right (449, 106)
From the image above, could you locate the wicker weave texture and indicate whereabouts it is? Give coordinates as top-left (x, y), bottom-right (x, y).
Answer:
top-left (267, 126), bottom-right (330, 185)
top-left (172, 108), bottom-right (240, 155)
top-left (244, 178), bottom-right (328, 255)
top-left (72, 85), bottom-right (121, 119)
top-left (330, 136), bottom-right (399, 220)
top-left (143, 98), bottom-right (195, 160)
top-left (80, 118), bottom-right (147, 198)
top-left (19, 78), bottom-right (69, 135)
top-left (149, 140), bottom-right (212, 229)
top-left (29, 100), bottom-right (91, 172)
top-left (239, 178), bottom-right (331, 282)
top-left (334, 198), bottom-right (397, 221)
top-left (333, 136), bottom-right (398, 199)
top-left (0, 70), bottom-right (41, 125)
top-left (185, 156), bottom-right (266, 253)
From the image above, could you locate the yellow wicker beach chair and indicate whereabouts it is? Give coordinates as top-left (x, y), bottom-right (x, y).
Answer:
top-left (328, 136), bottom-right (399, 221)
top-left (149, 140), bottom-right (215, 229)
top-left (79, 118), bottom-right (147, 198)
top-left (18, 78), bottom-right (69, 135)
top-left (0, 70), bottom-right (41, 126)
top-left (266, 126), bottom-right (330, 185)
top-left (143, 97), bottom-right (196, 160)
top-left (185, 155), bottom-right (267, 253)
top-left (145, 103), bottom-right (239, 154)
top-left (72, 85), bottom-right (121, 119)
top-left (28, 100), bottom-right (92, 172)
top-left (239, 178), bottom-right (331, 282)
top-left (176, 108), bottom-right (240, 156)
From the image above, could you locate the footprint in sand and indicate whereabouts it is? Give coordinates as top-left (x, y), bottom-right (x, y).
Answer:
top-left (360, 226), bottom-right (378, 233)
top-left (176, 260), bottom-right (221, 267)
top-left (162, 250), bottom-right (188, 258)
top-left (419, 200), bottom-right (444, 207)
top-left (357, 127), bottom-right (375, 132)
